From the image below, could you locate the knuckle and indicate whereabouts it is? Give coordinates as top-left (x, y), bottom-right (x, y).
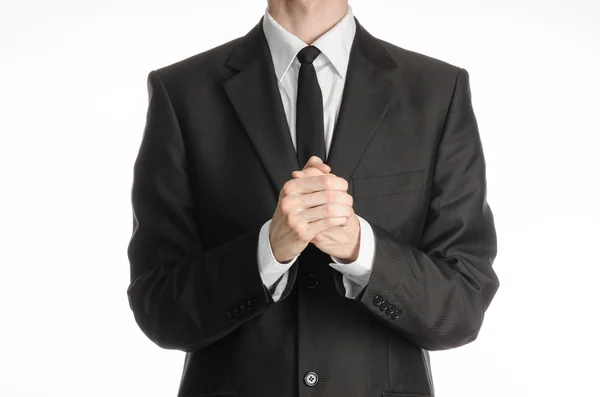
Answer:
top-left (326, 189), bottom-right (337, 203)
top-left (286, 214), bottom-right (297, 228)
top-left (280, 181), bottom-right (292, 196)
top-left (342, 178), bottom-right (349, 191)
top-left (280, 197), bottom-right (293, 213)
top-left (324, 204), bottom-right (335, 216)
top-left (306, 167), bottom-right (318, 176)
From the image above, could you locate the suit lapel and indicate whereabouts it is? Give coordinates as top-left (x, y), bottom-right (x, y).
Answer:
top-left (223, 17), bottom-right (300, 198)
top-left (223, 16), bottom-right (398, 198)
top-left (325, 17), bottom-right (398, 194)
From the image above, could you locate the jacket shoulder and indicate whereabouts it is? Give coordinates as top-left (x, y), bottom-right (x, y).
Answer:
top-left (148, 35), bottom-right (242, 90)
top-left (375, 38), bottom-right (467, 102)
top-left (375, 39), bottom-right (467, 100)
top-left (379, 39), bottom-right (462, 75)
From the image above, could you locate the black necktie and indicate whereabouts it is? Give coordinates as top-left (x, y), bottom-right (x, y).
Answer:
top-left (296, 45), bottom-right (326, 167)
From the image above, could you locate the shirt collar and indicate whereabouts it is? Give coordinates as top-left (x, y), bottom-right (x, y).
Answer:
top-left (262, 4), bottom-right (356, 82)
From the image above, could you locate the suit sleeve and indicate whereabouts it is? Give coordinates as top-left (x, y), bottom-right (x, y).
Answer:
top-left (257, 218), bottom-right (297, 302)
top-left (126, 70), bottom-right (291, 353)
top-left (340, 68), bottom-right (499, 351)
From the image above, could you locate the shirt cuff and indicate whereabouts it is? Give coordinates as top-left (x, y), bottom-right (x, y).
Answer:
top-left (270, 270), bottom-right (289, 302)
top-left (341, 275), bottom-right (366, 299)
top-left (257, 219), bottom-right (298, 290)
top-left (329, 215), bottom-right (375, 289)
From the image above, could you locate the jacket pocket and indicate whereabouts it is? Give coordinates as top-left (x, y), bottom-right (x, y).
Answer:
top-left (352, 169), bottom-right (425, 197)
top-left (382, 392), bottom-right (432, 397)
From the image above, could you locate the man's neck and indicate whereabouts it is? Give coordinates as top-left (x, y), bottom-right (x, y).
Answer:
top-left (267, 0), bottom-right (349, 45)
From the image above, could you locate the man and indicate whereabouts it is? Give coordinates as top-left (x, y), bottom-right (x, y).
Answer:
top-left (126, 1), bottom-right (500, 396)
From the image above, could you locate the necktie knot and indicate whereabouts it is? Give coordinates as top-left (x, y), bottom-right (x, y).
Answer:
top-left (297, 46), bottom-right (321, 64)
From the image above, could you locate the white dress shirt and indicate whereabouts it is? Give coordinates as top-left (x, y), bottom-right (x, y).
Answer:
top-left (257, 4), bottom-right (376, 301)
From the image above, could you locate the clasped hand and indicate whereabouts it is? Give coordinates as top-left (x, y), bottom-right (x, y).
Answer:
top-left (269, 156), bottom-right (360, 263)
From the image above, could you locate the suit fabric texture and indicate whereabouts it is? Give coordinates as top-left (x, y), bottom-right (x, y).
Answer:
top-left (127, 14), bottom-right (500, 397)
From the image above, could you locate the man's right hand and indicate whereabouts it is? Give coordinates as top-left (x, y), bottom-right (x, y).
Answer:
top-left (269, 156), bottom-right (354, 263)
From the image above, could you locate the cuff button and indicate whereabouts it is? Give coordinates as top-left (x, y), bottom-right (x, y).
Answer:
top-left (373, 295), bottom-right (383, 306)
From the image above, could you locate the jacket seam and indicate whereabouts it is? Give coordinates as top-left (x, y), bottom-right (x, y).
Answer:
top-left (431, 67), bottom-right (463, 215)
top-left (153, 70), bottom-right (184, 137)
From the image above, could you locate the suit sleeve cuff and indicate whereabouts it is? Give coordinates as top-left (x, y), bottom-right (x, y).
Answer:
top-left (329, 215), bottom-right (375, 288)
top-left (258, 219), bottom-right (298, 289)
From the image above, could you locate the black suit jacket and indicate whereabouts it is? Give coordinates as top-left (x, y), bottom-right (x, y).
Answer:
top-left (127, 15), bottom-right (499, 397)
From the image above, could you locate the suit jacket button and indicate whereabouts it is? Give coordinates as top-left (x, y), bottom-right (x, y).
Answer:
top-left (373, 295), bottom-right (383, 306)
top-left (385, 304), bottom-right (396, 315)
top-left (379, 300), bottom-right (389, 311)
top-left (391, 309), bottom-right (402, 319)
top-left (304, 371), bottom-right (319, 387)
top-left (304, 274), bottom-right (319, 288)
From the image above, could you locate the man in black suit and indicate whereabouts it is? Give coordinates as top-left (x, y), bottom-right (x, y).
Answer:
top-left (126, 1), bottom-right (499, 396)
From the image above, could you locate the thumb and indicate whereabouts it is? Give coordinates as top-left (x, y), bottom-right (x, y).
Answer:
top-left (303, 156), bottom-right (330, 172)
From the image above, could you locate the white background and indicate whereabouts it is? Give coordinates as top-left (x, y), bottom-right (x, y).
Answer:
top-left (1, 0), bottom-right (599, 396)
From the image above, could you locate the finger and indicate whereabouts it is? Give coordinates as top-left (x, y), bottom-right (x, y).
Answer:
top-left (303, 155), bottom-right (326, 170)
top-left (293, 156), bottom-right (331, 177)
top-left (305, 216), bottom-right (348, 236)
top-left (298, 189), bottom-right (353, 209)
top-left (292, 165), bottom-right (330, 178)
top-left (301, 203), bottom-right (354, 222)
top-left (282, 174), bottom-right (347, 196)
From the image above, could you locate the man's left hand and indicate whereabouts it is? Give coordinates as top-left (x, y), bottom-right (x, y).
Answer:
top-left (292, 159), bottom-right (361, 262)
